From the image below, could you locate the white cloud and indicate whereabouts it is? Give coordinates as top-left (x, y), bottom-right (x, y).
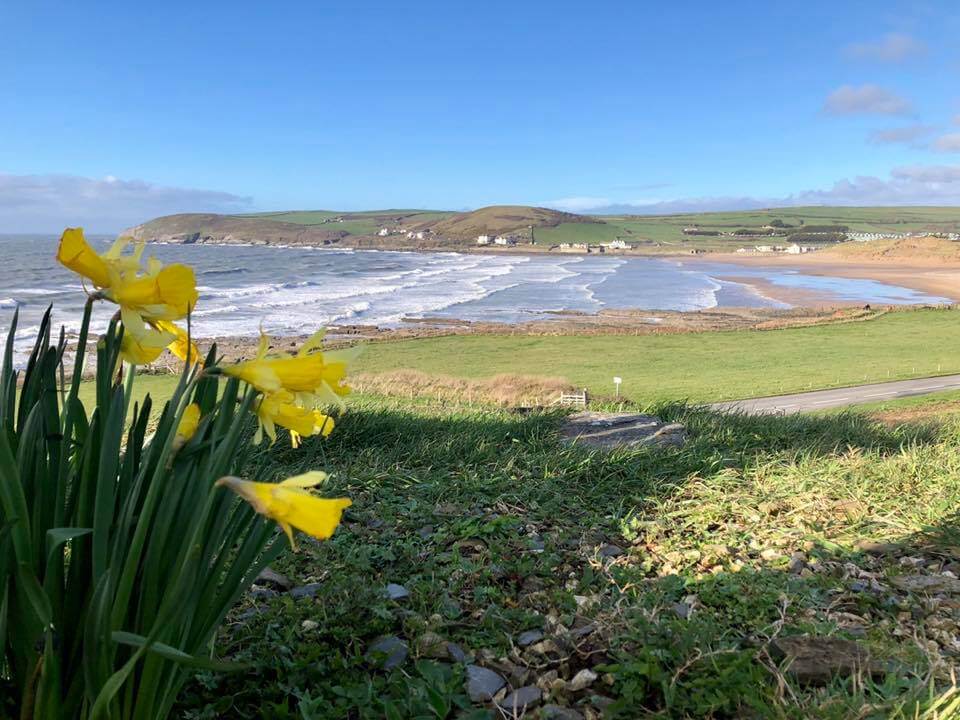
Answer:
top-left (823, 84), bottom-right (912, 115)
top-left (564, 164), bottom-right (960, 214)
top-left (869, 124), bottom-right (936, 145)
top-left (844, 33), bottom-right (926, 62)
top-left (541, 196), bottom-right (613, 212)
top-left (932, 133), bottom-right (960, 153)
top-left (889, 165), bottom-right (960, 183)
top-left (0, 172), bottom-right (253, 233)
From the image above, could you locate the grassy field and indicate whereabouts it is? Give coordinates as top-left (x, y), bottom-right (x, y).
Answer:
top-left (169, 395), bottom-right (960, 718)
top-left (139, 205), bottom-right (960, 254)
top-left (355, 309), bottom-right (960, 404)
top-left (65, 311), bottom-right (960, 717)
top-left (598, 206), bottom-right (960, 245)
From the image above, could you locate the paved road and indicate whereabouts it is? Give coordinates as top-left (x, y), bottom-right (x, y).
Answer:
top-left (710, 374), bottom-right (960, 415)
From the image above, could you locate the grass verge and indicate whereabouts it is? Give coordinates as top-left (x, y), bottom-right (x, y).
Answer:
top-left (170, 398), bottom-right (960, 718)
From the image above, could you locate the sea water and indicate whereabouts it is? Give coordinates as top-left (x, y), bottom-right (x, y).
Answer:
top-left (0, 235), bottom-right (950, 364)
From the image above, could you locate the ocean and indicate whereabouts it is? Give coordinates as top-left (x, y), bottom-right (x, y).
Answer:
top-left (0, 235), bottom-right (950, 364)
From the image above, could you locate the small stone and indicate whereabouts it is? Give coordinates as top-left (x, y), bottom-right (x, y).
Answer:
top-left (249, 587), bottom-right (278, 601)
top-left (536, 669), bottom-right (559, 691)
top-left (255, 567), bottom-right (293, 590)
top-left (892, 575), bottom-right (960, 594)
top-left (569, 623), bottom-right (596, 639)
top-left (417, 631), bottom-right (449, 659)
top-left (787, 552), bottom-right (807, 575)
top-left (446, 642), bottom-right (469, 663)
top-left (598, 544), bottom-right (623, 558)
top-left (497, 686), bottom-right (542, 713)
top-left (529, 535), bottom-right (546, 553)
top-left (366, 636), bottom-right (408, 670)
top-left (769, 637), bottom-right (883, 685)
top-left (542, 704), bottom-right (585, 720)
top-left (464, 664), bottom-right (506, 702)
top-left (854, 539), bottom-right (899, 556)
top-left (518, 629), bottom-right (544, 647)
top-left (417, 525), bottom-right (434, 539)
top-left (672, 602), bottom-right (691, 619)
top-left (289, 583), bottom-right (323, 599)
top-left (301, 619), bottom-right (319, 631)
top-left (384, 583), bottom-right (410, 600)
top-left (568, 668), bottom-right (598, 692)
top-left (760, 548), bottom-right (781, 561)
top-left (528, 638), bottom-right (562, 656)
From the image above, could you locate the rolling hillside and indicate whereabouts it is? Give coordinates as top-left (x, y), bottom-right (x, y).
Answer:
top-left (124, 205), bottom-right (960, 252)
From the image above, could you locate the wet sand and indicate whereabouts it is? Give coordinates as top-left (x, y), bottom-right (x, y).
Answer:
top-left (699, 253), bottom-right (960, 303)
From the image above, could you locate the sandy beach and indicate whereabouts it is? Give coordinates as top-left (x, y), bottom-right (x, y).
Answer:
top-left (692, 252), bottom-right (960, 305)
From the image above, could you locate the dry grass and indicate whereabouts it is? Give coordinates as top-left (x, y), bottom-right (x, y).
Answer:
top-left (824, 236), bottom-right (960, 262)
top-left (350, 369), bottom-right (574, 406)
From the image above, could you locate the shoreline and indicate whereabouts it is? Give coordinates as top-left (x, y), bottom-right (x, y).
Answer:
top-left (150, 238), bottom-right (960, 304)
top-left (710, 274), bottom-right (862, 309)
top-left (695, 252), bottom-right (960, 303)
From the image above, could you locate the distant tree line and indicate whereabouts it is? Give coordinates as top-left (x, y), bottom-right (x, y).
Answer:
top-left (787, 232), bottom-right (848, 243)
top-left (786, 224), bottom-right (848, 235)
top-left (733, 227), bottom-right (778, 236)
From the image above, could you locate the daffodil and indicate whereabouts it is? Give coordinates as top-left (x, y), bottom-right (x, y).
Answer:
top-left (215, 471), bottom-right (351, 550)
top-left (254, 390), bottom-right (335, 448)
top-left (177, 403), bottom-right (201, 442)
top-left (223, 330), bottom-right (354, 404)
top-left (57, 227), bottom-right (114, 288)
top-left (56, 228), bottom-right (199, 338)
top-left (153, 320), bottom-right (202, 365)
top-left (118, 323), bottom-right (174, 365)
top-left (172, 403), bottom-right (201, 453)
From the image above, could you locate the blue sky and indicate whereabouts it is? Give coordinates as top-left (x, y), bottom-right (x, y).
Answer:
top-left (2, 0), bottom-right (960, 231)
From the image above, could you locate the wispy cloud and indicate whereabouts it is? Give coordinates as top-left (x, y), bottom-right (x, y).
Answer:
top-left (541, 196), bottom-right (614, 212)
top-left (823, 84), bottom-right (912, 116)
top-left (556, 164), bottom-right (960, 215)
top-left (0, 172), bottom-right (253, 233)
top-left (932, 133), bottom-right (960, 153)
top-left (844, 33), bottom-right (926, 62)
top-left (868, 124), bottom-right (936, 145)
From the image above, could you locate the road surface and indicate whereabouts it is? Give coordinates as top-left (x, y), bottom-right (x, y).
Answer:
top-left (711, 374), bottom-right (960, 415)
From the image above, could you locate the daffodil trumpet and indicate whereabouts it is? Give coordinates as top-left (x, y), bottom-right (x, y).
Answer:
top-left (216, 472), bottom-right (351, 550)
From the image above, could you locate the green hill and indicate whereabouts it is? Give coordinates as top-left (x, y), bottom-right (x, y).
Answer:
top-left (123, 205), bottom-right (960, 252)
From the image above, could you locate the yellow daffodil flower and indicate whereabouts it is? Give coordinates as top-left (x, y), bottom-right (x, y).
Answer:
top-left (57, 227), bottom-right (114, 288)
top-left (223, 329), bottom-right (354, 404)
top-left (254, 390), bottom-right (335, 448)
top-left (215, 471), bottom-right (351, 550)
top-left (177, 403), bottom-right (201, 442)
top-left (118, 323), bottom-right (174, 365)
top-left (153, 320), bottom-right (202, 365)
top-left (172, 403), bottom-right (201, 453)
top-left (56, 228), bottom-right (199, 336)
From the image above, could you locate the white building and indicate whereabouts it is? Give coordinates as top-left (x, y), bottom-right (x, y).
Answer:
top-left (476, 234), bottom-right (491, 245)
top-left (378, 227), bottom-right (390, 237)
top-left (606, 239), bottom-right (629, 249)
top-left (415, 231), bottom-right (425, 240)
top-left (493, 235), bottom-right (516, 246)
